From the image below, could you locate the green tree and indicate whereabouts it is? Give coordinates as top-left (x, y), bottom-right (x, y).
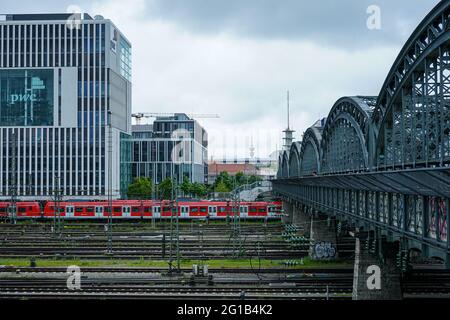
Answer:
top-left (157, 178), bottom-right (173, 200)
top-left (214, 171), bottom-right (233, 190)
top-left (191, 182), bottom-right (208, 198)
top-left (180, 175), bottom-right (192, 197)
top-left (235, 171), bottom-right (245, 185)
top-left (127, 177), bottom-right (153, 199)
top-left (215, 181), bottom-right (230, 193)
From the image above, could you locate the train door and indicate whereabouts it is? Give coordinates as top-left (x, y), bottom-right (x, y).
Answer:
top-left (240, 205), bottom-right (248, 218)
top-left (153, 206), bottom-right (161, 219)
top-left (180, 206), bottom-right (189, 218)
top-left (122, 206), bottom-right (131, 218)
top-left (208, 206), bottom-right (217, 218)
top-left (66, 206), bottom-right (75, 219)
top-left (95, 206), bottom-right (104, 219)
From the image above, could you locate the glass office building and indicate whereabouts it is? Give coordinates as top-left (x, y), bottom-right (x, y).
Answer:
top-left (129, 114), bottom-right (208, 185)
top-left (0, 13), bottom-right (132, 200)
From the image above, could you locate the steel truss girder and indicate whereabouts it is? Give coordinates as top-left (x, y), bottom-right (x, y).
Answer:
top-left (273, 181), bottom-right (449, 257)
top-left (273, 167), bottom-right (450, 257)
top-left (373, 0), bottom-right (450, 130)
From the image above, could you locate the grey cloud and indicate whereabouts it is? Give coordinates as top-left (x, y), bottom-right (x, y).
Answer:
top-left (0, 0), bottom-right (440, 49)
top-left (144, 0), bottom-right (439, 48)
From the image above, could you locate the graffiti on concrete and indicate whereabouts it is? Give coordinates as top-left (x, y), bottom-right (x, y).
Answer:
top-left (312, 241), bottom-right (336, 260)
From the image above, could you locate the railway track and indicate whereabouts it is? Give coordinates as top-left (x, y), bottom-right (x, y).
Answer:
top-left (0, 266), bottom-right (354, 273)
top-left (0, 268), bottom-right (354, 300)
top-left (402, 269), bottom-right (450, 299)
top-left (0, 220), bottom-right (355, 260)
top-left (0, 242), bottom-right (354, 260)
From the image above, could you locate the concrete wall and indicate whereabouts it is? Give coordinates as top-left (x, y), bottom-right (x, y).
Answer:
top-left (352, 238), bottom-right (402, 300)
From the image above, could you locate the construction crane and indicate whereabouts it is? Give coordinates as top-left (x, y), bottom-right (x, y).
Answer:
top-left (132, 112), bottom-right (220, 124)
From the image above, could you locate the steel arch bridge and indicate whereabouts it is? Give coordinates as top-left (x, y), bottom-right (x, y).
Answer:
top-left (274, 1), bottom-right (450, 265)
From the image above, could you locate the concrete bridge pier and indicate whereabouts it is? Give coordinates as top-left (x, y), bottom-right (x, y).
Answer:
top-left (282, 201), bottom-right (339, 260)
top-left (282, 201), bottom-right (294, 224)
top-left (308, 210), bottom-right (338, 260)
top-left (352, 231), bottom-right (402, 300)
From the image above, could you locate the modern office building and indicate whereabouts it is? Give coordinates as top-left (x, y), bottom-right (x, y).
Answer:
top-left (0, 13), bottom-right (132, 200)
top-left (129, 114), bottom-right (208, 185)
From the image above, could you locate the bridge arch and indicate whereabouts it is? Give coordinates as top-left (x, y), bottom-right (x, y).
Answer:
top-left (299, 125), bottom-right (322, 176)
top-left (320, 96), bottom-right (376, 174)
top-left (288, 142), bottom-right (302, 178)
top-left (373, 1), bottom-right (450, 169)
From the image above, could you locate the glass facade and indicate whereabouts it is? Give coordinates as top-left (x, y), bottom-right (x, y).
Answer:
top-left (128, 115), bottom-right (208, 185)
top-left (120, 132), bottom-right (132, 197)
top-left (119, 38), bottom-right (131, 81)
top-left (0, 69), bottom-right (54, 126)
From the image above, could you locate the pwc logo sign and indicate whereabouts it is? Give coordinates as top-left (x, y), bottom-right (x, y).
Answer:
top-left (10, 93), bottom-right (38, 104)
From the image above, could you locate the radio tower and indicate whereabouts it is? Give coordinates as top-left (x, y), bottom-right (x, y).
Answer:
top-left (282, 91), bottom-right (295, 151)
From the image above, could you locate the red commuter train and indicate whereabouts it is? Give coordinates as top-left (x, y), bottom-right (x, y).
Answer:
top-left (0, 200), bottom-right (283, 220)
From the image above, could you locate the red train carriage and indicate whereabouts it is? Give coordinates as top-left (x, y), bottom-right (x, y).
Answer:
top-left (16, 202), bottom-right (42, 218)
top-left (0, 202), bottom-right (8, 218)
top-left (108, 200), bottom-right (155, 218)
top-left (39, 200), bottom-right (283, 220)
top-left (247, 202), bottom-right (268, 217)
top-left (44, 201), bottom-right (104, 219)
top-left (267, 201), bottom-right (283, 218)
top-left (0, 202), bottom-right (41, 218)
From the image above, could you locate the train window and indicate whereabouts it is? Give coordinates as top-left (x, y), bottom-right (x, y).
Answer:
top-left (75, 207), bottom-right (83, 213)
top-left (0, 207), bottom-right (6, 213)
top-left (219, 207), bottom-right (226, 213)
top-left (104, 207), bottom-right (111, 212)
top-left (95, 207), bottom-right (103, 213)
top-left (208, 206), bottom-right (217, 213)
top-left (250, 207), bottom-right (257, 213)
top-left (132, 207), bottom-right (140, 213)
top-left (268, 207), bottom-right (274, 212)
top-left (154, 206), bottom-right (161, 213)
top-left (258, 208), bottom-right (266, 212)
top-left (86, 207), bottom-right (94, 213)
top-left (191, 207), bottom-right (198, 213)
top-left (19, 207), bottom-right (26, 213)
top-left (123, 207), bottom-right (131, 213)
top-left (144, 207), bottom-right (152, 212)
top-left (113, 207), bottom-right (121, 213)
top-left (163, 206), bottom-right (171, 212)
top-left (200, 207), bottom-right (207, 213)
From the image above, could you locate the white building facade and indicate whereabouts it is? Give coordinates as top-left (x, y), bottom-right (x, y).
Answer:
top-left (0, 13), bottom-right (132, 200)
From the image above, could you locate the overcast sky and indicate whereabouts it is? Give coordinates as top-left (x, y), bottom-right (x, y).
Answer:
top-left (0, 0), bottom-right (440, 159)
